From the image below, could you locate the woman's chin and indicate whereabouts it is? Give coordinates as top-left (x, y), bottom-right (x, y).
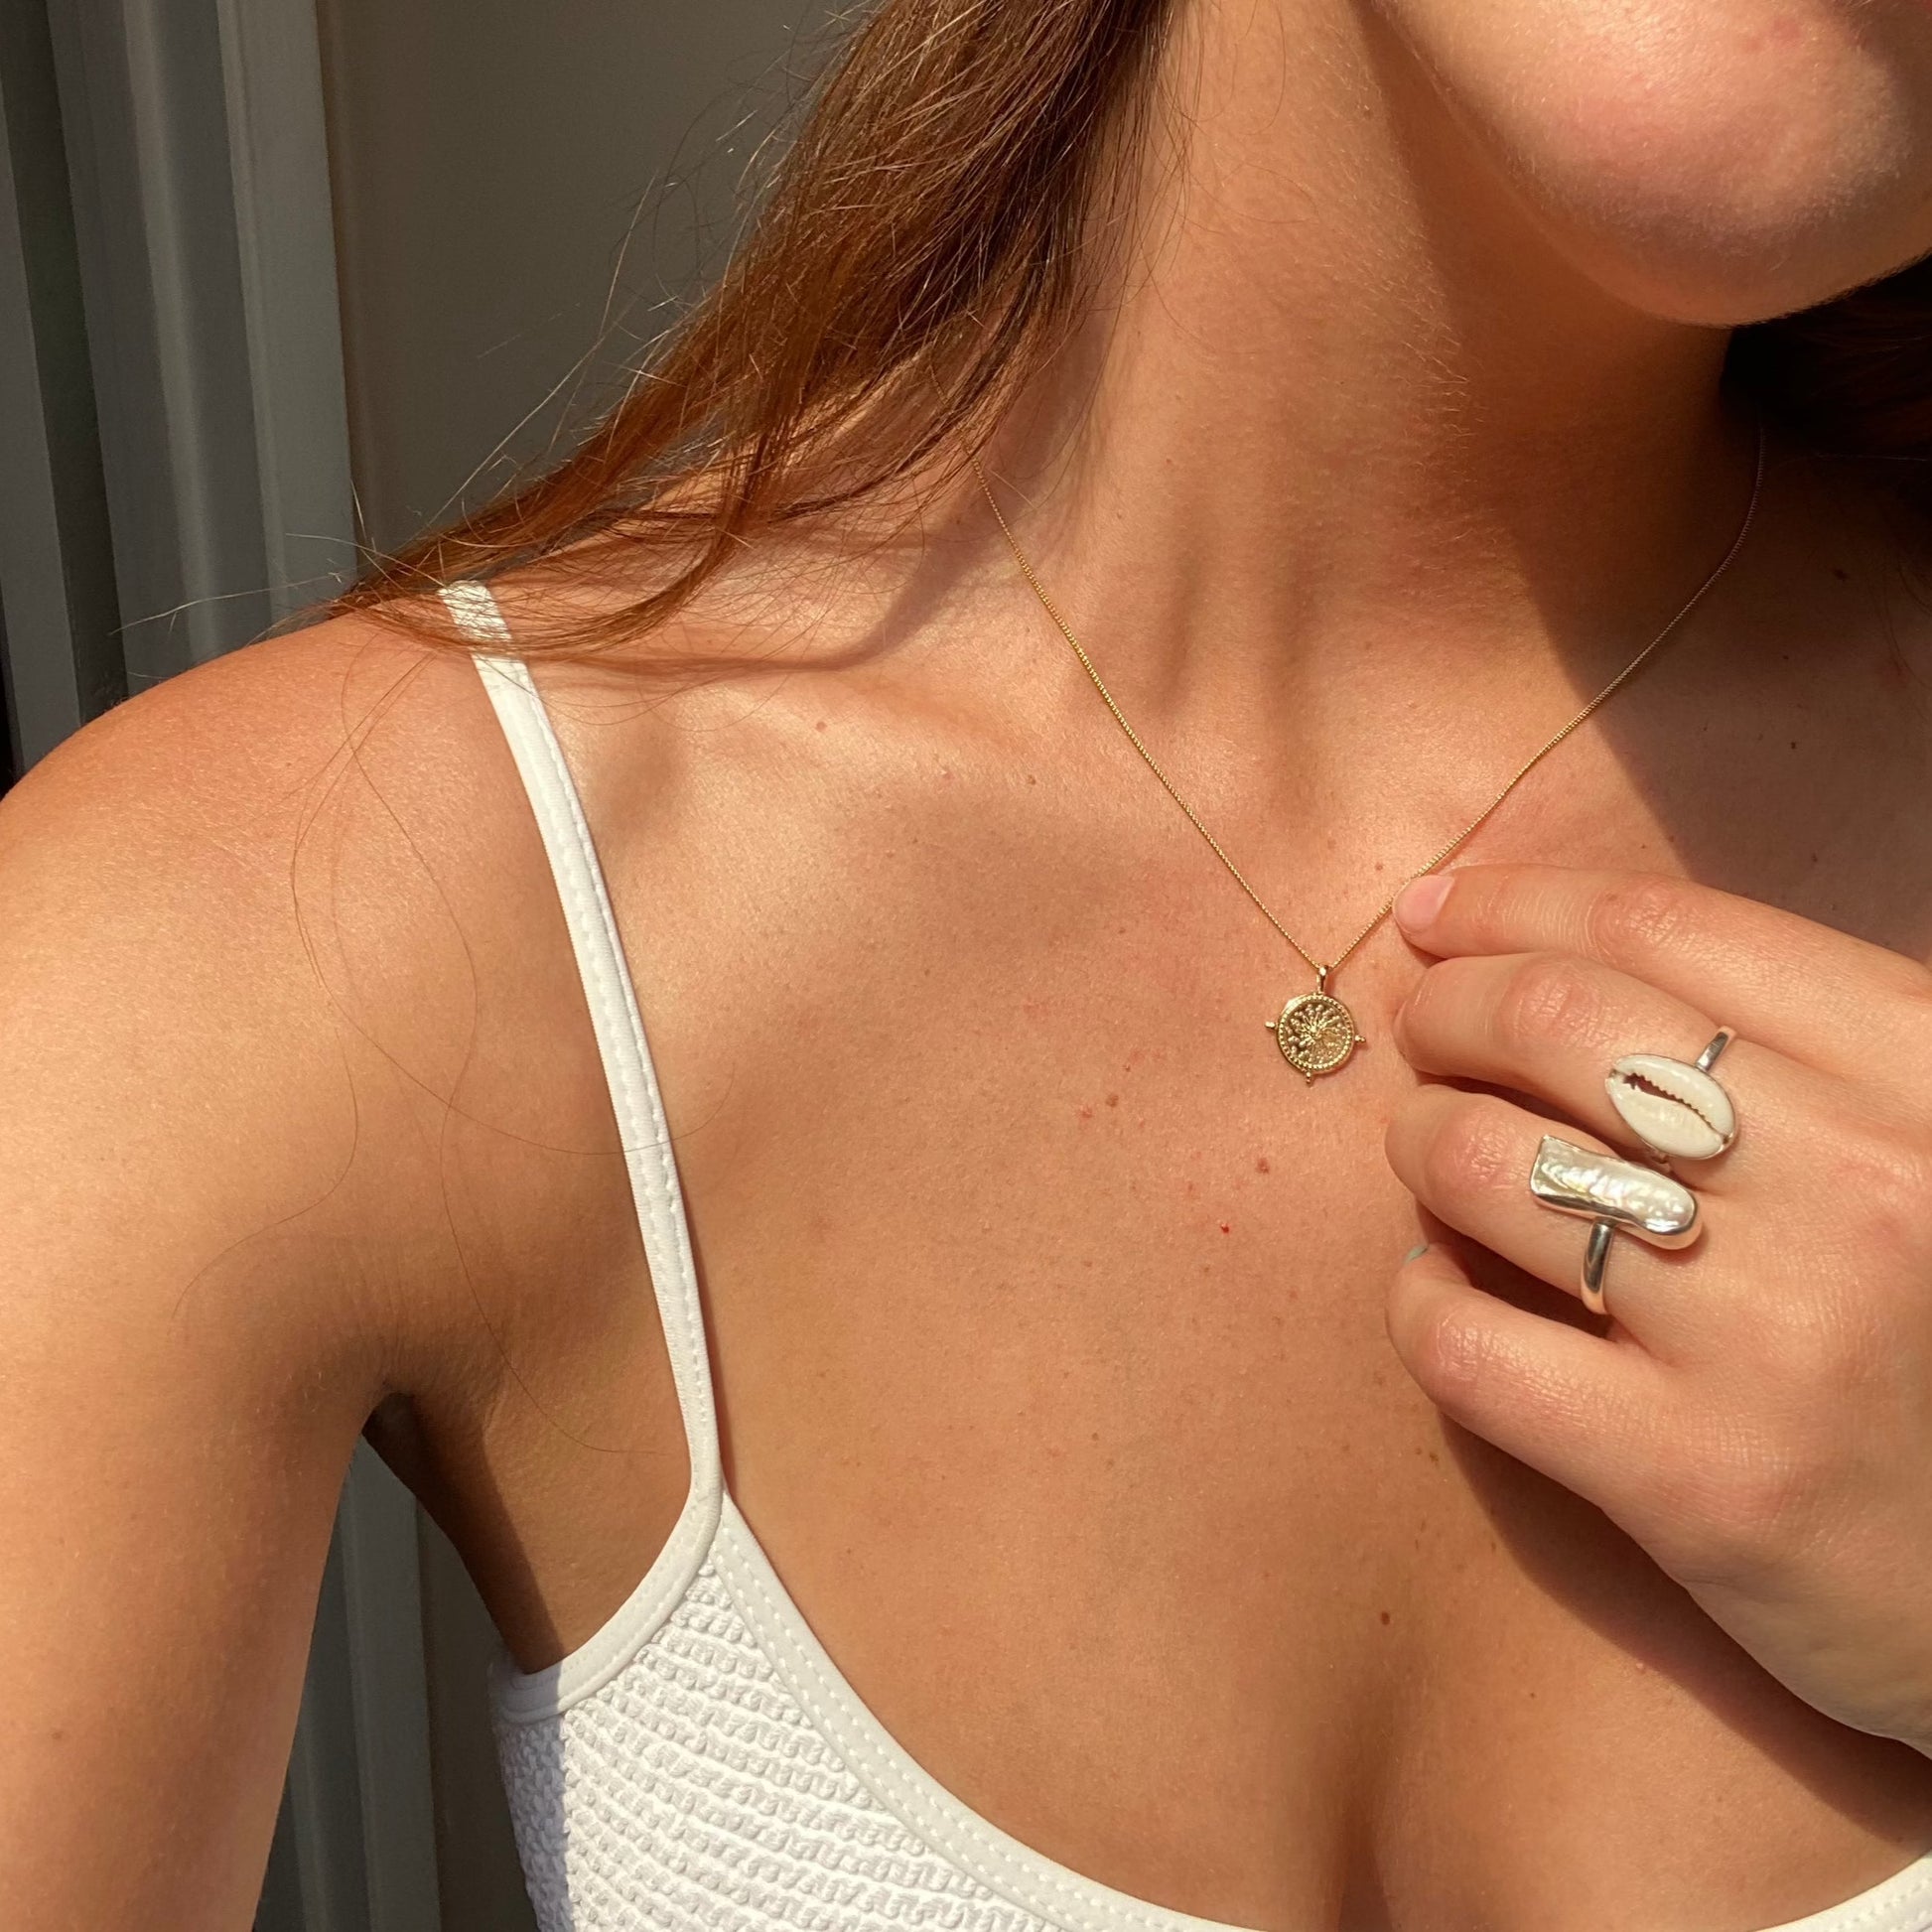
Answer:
top-left (1509, 105), bottom-right (1932, 325)
top-left (1377, 0), bottom-right (1932, 325)
top-left (1538, 198), bottom-right (1932, 330)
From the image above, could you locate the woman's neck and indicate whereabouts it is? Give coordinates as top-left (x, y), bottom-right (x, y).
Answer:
top-left (974, 0), bottom-right (1761, 730)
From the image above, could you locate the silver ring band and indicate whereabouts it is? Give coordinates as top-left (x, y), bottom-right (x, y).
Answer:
top-left (1695, 1027), bottom-right (1735, 1074)
top-left (1529, 1135), bottom-right (1702, 1323)
top-left (1582, 1218), bottom-right (1614, 1315)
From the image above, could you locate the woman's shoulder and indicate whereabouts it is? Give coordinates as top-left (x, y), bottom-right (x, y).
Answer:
top-left (0, 606), bottom-right (615, 1917)
top-left (0, 605), bottom-right (621, 1401)
top-left (5, 600), bottom-right (498, 885)
top-left (2, 606), bottom-right (507, 1096)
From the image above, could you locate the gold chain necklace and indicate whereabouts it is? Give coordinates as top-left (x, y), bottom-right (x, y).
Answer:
top-left (968, 412), bottom-right (1766, 1082)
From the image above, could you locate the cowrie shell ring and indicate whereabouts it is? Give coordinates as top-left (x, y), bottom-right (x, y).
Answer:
top-left (1532, 1028), bottom-right (1738, 1315)
top-left (1604, 1035), bottom-right (1737, 1162)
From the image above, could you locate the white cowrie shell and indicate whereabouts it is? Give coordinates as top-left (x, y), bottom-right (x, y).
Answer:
top-left (1605, 1053), bottom-right (1736, 1161)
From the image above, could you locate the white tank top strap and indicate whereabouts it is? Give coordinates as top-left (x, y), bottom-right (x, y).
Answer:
top-left (440, 580), bottom-right (723, 1504)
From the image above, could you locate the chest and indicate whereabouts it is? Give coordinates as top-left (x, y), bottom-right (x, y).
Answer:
top-left (642, 725), bottom-right (1932, 1883)
top-left (422, 663), bottom-right (1932, 1929)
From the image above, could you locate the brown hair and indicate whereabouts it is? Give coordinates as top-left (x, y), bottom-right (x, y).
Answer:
top-left (335, 0), bottom-right (1932, 658)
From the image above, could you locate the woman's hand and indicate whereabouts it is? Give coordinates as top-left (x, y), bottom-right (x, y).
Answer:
top-left (1382, 862), bottom-right (1932, 1755)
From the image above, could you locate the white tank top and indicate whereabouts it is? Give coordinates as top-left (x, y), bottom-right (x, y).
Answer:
top-left (446, 580), bottom-right (1932, 1932)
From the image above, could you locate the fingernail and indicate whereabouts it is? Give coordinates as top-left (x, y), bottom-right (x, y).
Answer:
top-left (1394, 874), bottom-right (1452, 932)
top-left (1402, 1242), bottom-right (1430, 1264)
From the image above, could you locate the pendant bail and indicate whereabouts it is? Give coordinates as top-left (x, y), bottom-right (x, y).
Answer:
top-left (1316, 963), bottom-right (1332, 995)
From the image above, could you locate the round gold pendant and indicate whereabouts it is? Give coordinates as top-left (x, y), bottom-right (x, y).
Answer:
top-left (1270, 991), bottom-right (1364, 1083)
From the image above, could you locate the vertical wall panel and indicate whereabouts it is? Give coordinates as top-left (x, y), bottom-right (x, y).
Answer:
top-left (0, 0), bottom-right (122, 771)
top-left (48, 0), bottom-right (270, 682)
top-left (214, 0), bottom-right (360, 620)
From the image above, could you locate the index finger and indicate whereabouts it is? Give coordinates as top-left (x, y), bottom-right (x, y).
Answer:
top-left (1391, 864), bottom-right (1932, 1088)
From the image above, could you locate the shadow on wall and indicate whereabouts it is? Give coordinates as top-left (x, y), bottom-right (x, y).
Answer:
top-left (317, 0), bottom-right (848, 563)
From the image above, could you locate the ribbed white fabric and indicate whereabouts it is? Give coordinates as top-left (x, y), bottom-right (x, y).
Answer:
top-left (447, 581), bottom-right (1932, 1932)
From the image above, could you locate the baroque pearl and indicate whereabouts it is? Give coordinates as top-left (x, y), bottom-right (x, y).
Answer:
top-left (1529, 1135), bottom-right (1702, 1248)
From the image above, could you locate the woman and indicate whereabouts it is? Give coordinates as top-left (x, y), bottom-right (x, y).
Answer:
top-left (9, 0), bottom-right (1932, 1925)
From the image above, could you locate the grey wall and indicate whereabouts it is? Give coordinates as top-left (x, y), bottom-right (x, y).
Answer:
top-left (312, 8), bottom-right (844, 1927)
top-left (319, 0), bottom-right (840, 559)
